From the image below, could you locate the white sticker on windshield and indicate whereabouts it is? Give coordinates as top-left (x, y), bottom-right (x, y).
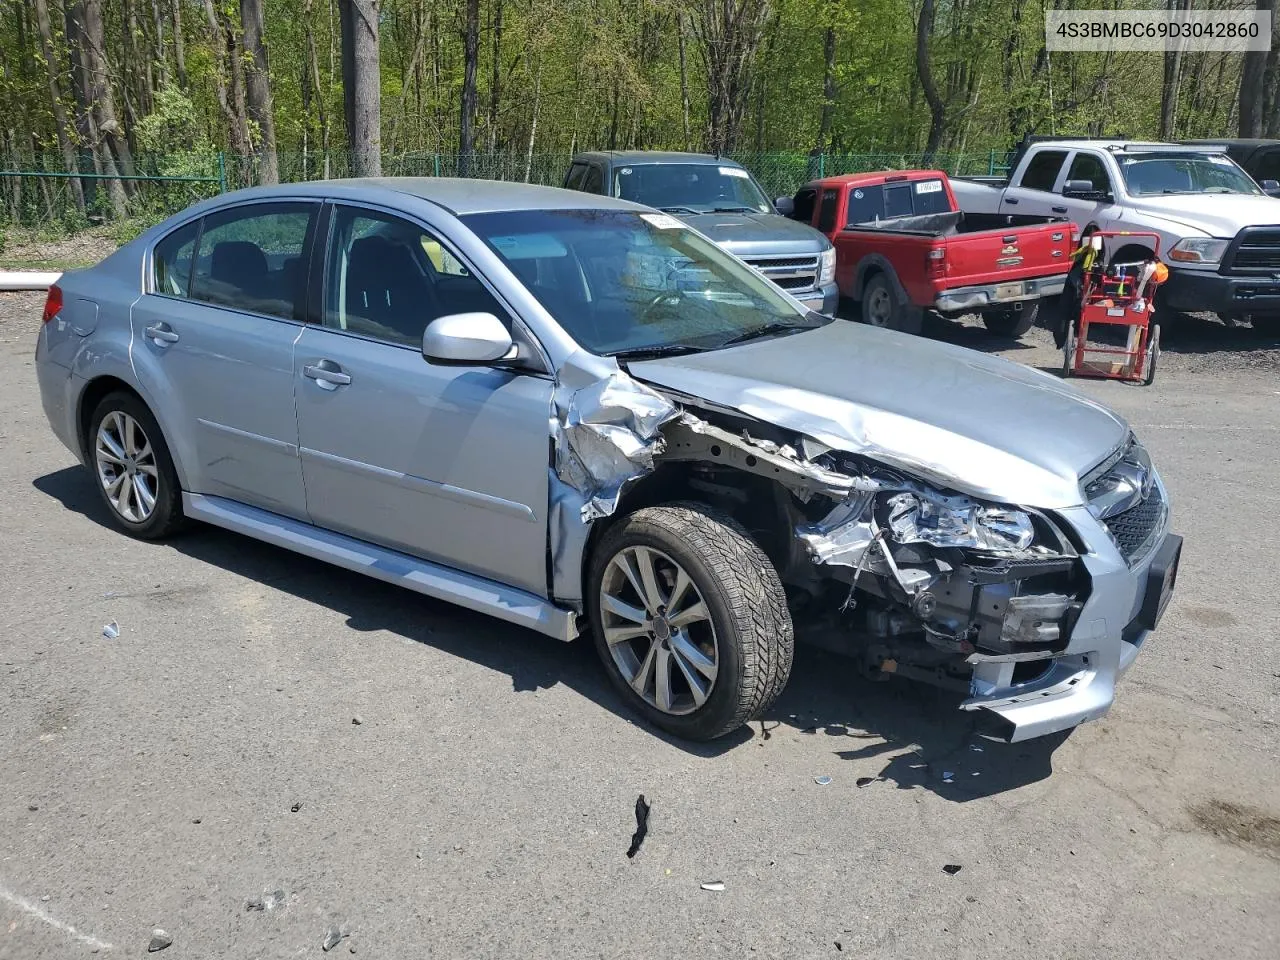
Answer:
top-left (718, 166), bottom-right (750, 178)
top-left (640, 213), bottom-right (686, 230)
top-left (915, 180), bottom-right (943, 194)
top-left (1207, 155), bottom-right (1234, 165)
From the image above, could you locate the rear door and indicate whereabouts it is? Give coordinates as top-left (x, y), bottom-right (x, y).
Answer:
top-left (292, 202), bottom-right (554, 594)
top-left (131, 200), bottom-right (319, 519)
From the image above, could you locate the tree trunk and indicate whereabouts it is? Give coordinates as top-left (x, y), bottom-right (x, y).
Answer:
top-left (150, 0), bottom-right (169, 88)
top-left (170, 0), bottom-right (187, 88)
top-left (691, 0), bottom-right (772, 155)
top-left (340, 0), bottom-right (381, 177)
top-left (1239, 0), bottom-right (1273, 136)
top-left (677, 11), bottom-right (691, 150)
top-left (1159, 0), bottom-right (1190, 139)
top-left (303, 0), bottom-right (329, 176)
top-left (240, 0), bottom-right (279, 183)
top-left (34, 0), bottom-right (86, 215)
top-left (916, 0), bottom-right (946, 162)
top-left (816, 19), bottom-right (836, 153)
top-left (200, 0), bottom-right (251, 157)
top-left (78, 0), bottom-right (134, 213)
top-left (459, 0), bottom-right (479, 173)
top-left (523, 59), bottom-right (541, 183)
top-left (63, 0), bottom-right (102, 212)
top-left (489, 0), bottom-right (503, 152)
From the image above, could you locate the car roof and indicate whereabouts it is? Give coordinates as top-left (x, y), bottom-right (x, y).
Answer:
top-left (572, 151), bottom-right (740, 168)
top-left (198, 177), bottom-right (644, 216)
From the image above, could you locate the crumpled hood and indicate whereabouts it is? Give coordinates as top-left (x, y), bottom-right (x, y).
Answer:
top-left (630, 321), bottom-right (1130, 508)
top-left (1128, 192), bottom-right (1280, 239)
top-left (677, 211), bottom-right (830, 255)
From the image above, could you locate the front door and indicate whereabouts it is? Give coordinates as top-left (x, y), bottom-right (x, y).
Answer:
top-left (131, 200), bottom-right (319, 519)
top-left (1053, 150), bottom-right (1125, 232)
top-left (293, 203), bottom-right (554, 595)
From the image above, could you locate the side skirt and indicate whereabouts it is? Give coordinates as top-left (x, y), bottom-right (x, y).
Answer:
top-left (183, 493), bottom-right (580, 642)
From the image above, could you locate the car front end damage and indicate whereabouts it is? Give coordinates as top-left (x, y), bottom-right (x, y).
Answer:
top-left (546, 354), bottom-right (1179, 743)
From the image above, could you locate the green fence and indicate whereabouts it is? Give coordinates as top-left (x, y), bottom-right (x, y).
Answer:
top-left (0, 149), bottom-right (1008, 229)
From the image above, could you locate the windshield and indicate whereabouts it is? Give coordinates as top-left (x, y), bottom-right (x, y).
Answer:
top-left (1118, 153), bottom-right (1262, 196)
top-left (462, 209), bottom-right (826, 357)
top-left (610, 163), bottom-right (773, 214)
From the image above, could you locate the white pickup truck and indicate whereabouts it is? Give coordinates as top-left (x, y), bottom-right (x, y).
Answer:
top-left (952, 139), bottom-right (1280, 325)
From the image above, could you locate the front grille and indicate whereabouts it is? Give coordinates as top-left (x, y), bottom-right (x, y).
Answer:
top-left (745, 255), bottom-right (819, 292)
top-left (1104, 487), bottom-right (1165, 564)
top-left (1225, 227), bottom-right (1280, 274)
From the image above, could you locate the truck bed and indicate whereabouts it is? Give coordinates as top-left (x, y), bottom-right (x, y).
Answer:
top-left (848, 210), bottom-right (1065, 236)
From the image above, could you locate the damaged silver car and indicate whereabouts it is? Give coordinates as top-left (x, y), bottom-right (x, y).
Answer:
top-left (35, 179), bottom-right (1182, 743)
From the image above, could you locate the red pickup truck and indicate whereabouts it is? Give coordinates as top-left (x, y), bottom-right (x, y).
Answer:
top-left (787, 170), bottom-right (1074, 337)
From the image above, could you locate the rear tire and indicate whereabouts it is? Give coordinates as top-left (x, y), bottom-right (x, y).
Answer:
top-left (88, 391), bottom-right (185, 540)
top-left (587, 503), bottom-right (794, 741)
top-left (861, 273), bottom-right (923, 335)
top-left (981, 301), bottom-right (1040, 338)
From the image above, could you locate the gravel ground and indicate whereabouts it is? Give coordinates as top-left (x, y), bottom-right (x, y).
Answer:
top-left (1, 291), bottom-right (1278, 959)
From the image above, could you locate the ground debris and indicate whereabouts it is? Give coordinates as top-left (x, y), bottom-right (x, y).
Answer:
top-left (855, 777), bottom-right (883, 788)
top-left (147, 929), bottom-right (173, 952)
top-left (290, 802), bottom-right (303, 813)
top-left (322, 924), bottom-right (350, 952)
top-left (626, 795), bottom-right (651, 859)
top-left (942, 864), bottom-right (962, 875)
top-left (245, 889), bottom-right (287, 912)
top-left (102, 621), bottom-right (119, 639)
top-left (814, 775), bottom-right (832, 786)
top-left (700, 881), bottom-right (725, 892)
top-left (351, 716), bottom-right (363, 726)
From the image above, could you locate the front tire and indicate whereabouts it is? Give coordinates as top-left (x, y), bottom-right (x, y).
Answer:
top-left (587, 503), bottom-right (794, 741)
top-left (981, 301), bottom-right (1039, 338)
top-left (88, 391), bottom-right (185, 539)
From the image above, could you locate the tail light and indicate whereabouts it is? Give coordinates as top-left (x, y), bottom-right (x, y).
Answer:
top-left (41, 284), bottom-right (63, 325)
top-left (927, 246), bottom-right (946, 278)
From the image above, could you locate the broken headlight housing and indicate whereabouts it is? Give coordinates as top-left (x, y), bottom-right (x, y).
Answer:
top-left (883, 490), bottom-right (1035, 554)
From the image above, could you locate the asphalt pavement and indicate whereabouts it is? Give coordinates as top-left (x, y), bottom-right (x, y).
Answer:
top-left (1, 292), bottom-right (1277, 959)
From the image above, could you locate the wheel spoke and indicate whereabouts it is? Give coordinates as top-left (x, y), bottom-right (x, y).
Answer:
top-left (604, 623), bottom-right (649, 646)
top-left (117, 471), bottom-right (134, 518)
top-left (653, 643), bottom-right (674, 712)
top-left (670, 641), bottom-right (711, 708)
top-left (132, 474), bottom-right (156, 514)
top-left (630, 640), bottom-right (658, 696)
top-left (634, 547), bottom-right (666, 613)
top-left (670, 629), bottom-right (718, 683)
top-left (668, 599), bottom-right (709, 628)
top-left (601, 593), bottom-right (648, 625)
top-left (105, 472), bottom-right (126, 500)
top-left (137, 463), bottom-right (159, 479)
top-left (122, 415), bottom-right (138, 456)
top-left (613, 552), bottom-right (654, 614)
top-left (98, 427), bottom-right (126, 461)
top-left (96, 445), bottom-right (124, 467)
top-left (666, 567), bottom-right (693, 613)
top-left (134, 440), bottom-right (153, 465)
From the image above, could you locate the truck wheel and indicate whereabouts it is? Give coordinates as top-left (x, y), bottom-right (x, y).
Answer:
top-left (982, 302), bottom-right (1039, 338)
top-left (587, 503), bottom-right (794, 741)
top-left (88, 391), bottom-right (186, 539)
top-left (861, 273), bottom-right (922, 335)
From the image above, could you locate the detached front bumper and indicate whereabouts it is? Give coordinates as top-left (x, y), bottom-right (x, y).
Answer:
top-left (1160, 265), bottom-right (1280, 316)
top-left (935, 274), bottom-right (1066, 313)
top-left (961, 492), bottom-right (1180, 743)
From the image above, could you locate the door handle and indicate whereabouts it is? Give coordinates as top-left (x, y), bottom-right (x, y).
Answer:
top-left (1052, 205), bottom-right (1068, 214)
top-left (145, 323), bottom-right (179, 345)
top-left (303, 361), bottom-right (352, 390)
top-left (1003, 196), bottom-right (1019, 205)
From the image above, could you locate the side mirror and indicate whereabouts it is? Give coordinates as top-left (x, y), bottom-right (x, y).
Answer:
top-left (1262, 179), bottom-right (1280, 196)
top-left (421, 312), bottom-right (517, 365)
top-left (1062, 179), bottom-right (1112, 202)
top-left (774, 195), bottom-right (796, 217)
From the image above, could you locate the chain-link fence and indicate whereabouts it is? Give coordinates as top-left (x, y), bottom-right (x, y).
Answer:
top-left (1, 149), bottom-right (1009, 230)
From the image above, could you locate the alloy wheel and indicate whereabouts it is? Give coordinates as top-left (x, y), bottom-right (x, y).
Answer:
top-left (95, 411), bottom-right (159, 523)
top-left (598, 545), bottom-right (719, 716)
top-left (866, 287), bottom-right (893, 326)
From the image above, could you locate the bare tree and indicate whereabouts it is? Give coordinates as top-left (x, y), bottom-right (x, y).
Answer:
top-left (200, 0), bottom-right (251, 156)
top-left (1239, 0), bottom-right (1274, 135)
top-left (816, 2), bottom-right (837, 154)
top-left (1160, 0), bottom-right (1192, 139)
top-left (459, 0), bottom-right (480, 172)
top-left (34, 0), bottom-right (86, 215)
top-left (690, 0), bottom-right (773, 154)
top-left (488, 0), bottom-right (503, 152)
top-left (240, 0), bottom-right (279, 183)
top-left (170, 0), bottom-right (187, 88)
top-left (916, 0), bottom-right (946, 161)
top-left (77, 0), bottom-right (135, 214)
top-left (340, 0), bottom-right (381, 177)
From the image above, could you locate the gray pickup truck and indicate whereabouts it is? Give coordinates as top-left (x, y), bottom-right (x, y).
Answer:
top-left (564, 151), bottom-right (839, 315)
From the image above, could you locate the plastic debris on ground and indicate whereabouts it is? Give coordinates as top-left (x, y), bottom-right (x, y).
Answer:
top-left (102, 621), bottom-right (119, 639)
top-left (322, 924), bottom-right (350, 952)
top-left (942, 864), bottom-right (963, 875)
top-left (856, 777), bottom-right (883, 788)
top-left (245, 889), bottom-right (287, 912)
top-left (814, 775), bottom-right (833, 786)
top-left (147, 929), bottom-right (173, 952)
top-left (626, 794), bottom-right (651, 859)
top-left (700, 881), bottom-right (725, 892)
top-left (942, 771), bottom-right (955, 783)
top-left (290, 802), bottom-right (303, 813)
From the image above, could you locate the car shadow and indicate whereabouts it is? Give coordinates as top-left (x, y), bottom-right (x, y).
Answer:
top-left (34, 464), bottom-right (1069, 797)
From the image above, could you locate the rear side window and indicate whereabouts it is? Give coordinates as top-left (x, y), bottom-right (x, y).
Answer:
top-left (1253, 149), bottom-right (1280, 183)
top-left (189, 203), bottom-right (317, 321)
top-left (817, 189), bottom-right (839, 232)
top-left (565, 163), bottom-right (589, 190)
top-left (1018, 150), bottom-right (1068, 191)
top-left (152, 220), bottom-right (199, 297)
top-left (580, 165), bottom-right (604, 194)
top-left (846, 184), bottom-right (885, 223)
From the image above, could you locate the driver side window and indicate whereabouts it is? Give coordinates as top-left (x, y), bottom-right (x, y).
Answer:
top-left (323, 207), bottom-right (508, 347)
top-left (1063, 153), bottom-right (1111, 194)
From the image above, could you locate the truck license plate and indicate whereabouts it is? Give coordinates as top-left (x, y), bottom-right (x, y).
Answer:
top-left (995, 281), bottom-right (1026, 300)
